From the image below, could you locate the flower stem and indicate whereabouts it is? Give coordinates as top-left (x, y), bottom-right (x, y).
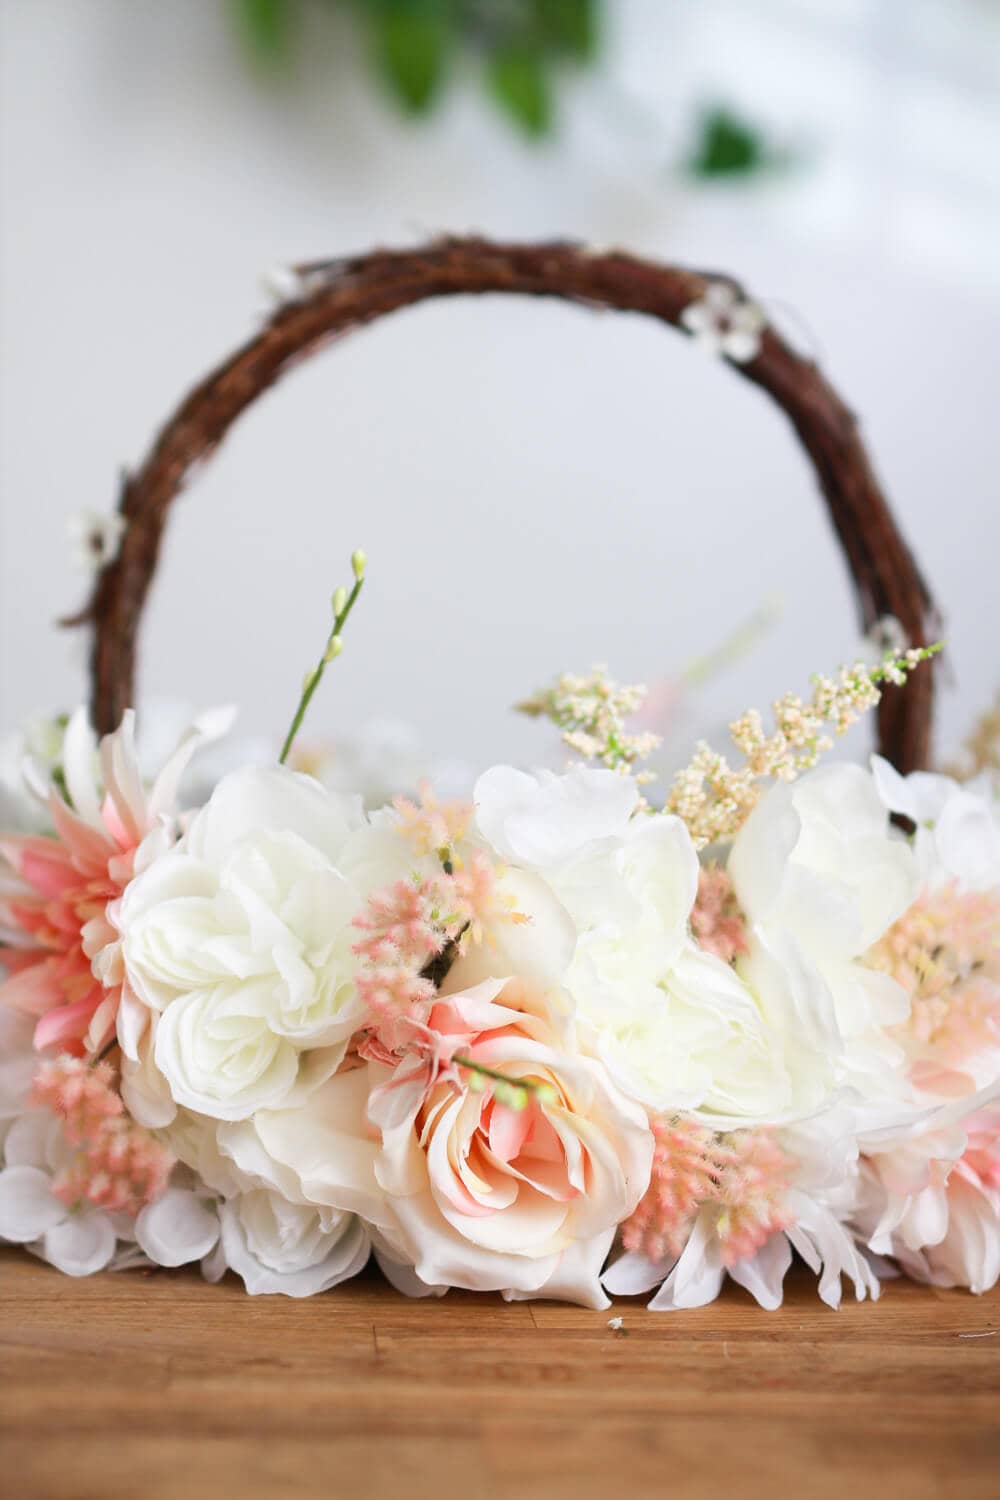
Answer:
top-left (278, 559), bottom-right (366, 766)
top-left (452, 1054), bottom-right (557, 1107)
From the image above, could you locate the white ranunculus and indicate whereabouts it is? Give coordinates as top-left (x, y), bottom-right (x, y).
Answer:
top-left (119, 766), bottom-right (372, 1122)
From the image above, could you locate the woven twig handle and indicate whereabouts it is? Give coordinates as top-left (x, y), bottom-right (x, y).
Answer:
top-left (69, 237), bottom-right (938, 770)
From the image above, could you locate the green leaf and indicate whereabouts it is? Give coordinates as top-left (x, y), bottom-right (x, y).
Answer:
top-left (371, 1), bottom-right (451, 114)
top-left (487, 48), bottom-right (553, 137)
top-left (534, 0), bottom-right (598, 60)
top-left (233, 0), bottom-right (294, 63)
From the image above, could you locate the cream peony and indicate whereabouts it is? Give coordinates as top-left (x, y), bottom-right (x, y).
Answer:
top-left (119, 766), bottom-right (371, 1122)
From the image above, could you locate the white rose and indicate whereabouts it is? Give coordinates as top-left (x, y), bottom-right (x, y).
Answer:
top-left (146, 1065), bottom-right (383, 1296)
top-left (218, 1190), bottom-right (370, 1297)
top-left (120, 766), bottom-right (372, 1121)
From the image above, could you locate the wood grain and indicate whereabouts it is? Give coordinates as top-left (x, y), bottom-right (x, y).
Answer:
top-left (1, 1247), bottom-right (996, 1500)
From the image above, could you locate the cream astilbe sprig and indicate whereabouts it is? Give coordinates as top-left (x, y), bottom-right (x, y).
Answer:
top-left (664, 645), bottom-right (941, 849)
top-left (517, 665), bottom-right (661, 782)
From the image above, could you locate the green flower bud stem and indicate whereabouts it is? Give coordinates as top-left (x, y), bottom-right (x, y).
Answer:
top-left (278, 556), bottom-right (366, 766)
top-left (452, 1054), bottom-right (557, 1110)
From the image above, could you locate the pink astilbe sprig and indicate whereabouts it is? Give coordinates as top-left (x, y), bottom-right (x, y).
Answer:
top-left (621, 1115), bottom-right (795, 1268)
top-left (352, 872), bottom-right (465, 1051)
top-left (690, 865), bottom-right (749, 964)
top-left (620, 1116), bottom-right (722, 1264)
top-left (714, 1128), bottom-right (797, 1265)
top-left (351, 876), bottom-right (451, 968)
top-left (352, 851), bottom-right (530, 1056)
top-left (32, 1054), bottom-right (174, 1215)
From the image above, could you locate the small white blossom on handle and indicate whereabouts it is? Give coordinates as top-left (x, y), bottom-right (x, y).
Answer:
top-left (69, 510), bottom-right (126, 572)
top-left (680, 281), bottom-right (766, 363)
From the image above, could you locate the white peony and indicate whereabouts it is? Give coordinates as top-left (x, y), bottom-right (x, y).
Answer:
top-left (728, 764), bottom-right (919, 1109)
top-left (473, 770), bottom-right (793, 1123)
top-left (119, 766), bottom-right (373, 1122)
top-left (871, 757), bottom-right (1000, 892)
top-left (474, 764), bottom-right (638, 869)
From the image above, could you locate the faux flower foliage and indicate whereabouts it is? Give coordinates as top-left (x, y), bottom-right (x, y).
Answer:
top-left (0, 607), bottom-right (996, 1310)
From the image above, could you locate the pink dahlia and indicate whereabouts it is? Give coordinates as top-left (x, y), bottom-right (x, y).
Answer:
top-left (0, 706), bottom-right (224, 1056)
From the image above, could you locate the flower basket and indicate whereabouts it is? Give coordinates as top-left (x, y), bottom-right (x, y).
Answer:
top-left (2, 238), bottom-right (996, 1312)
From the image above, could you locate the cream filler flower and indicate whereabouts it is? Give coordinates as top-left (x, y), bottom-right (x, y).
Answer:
top-left (119, 765), bottom-right (373, 1122)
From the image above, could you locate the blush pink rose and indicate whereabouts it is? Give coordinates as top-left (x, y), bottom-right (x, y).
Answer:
top-left (367, 978), bottom-right (653, 1307)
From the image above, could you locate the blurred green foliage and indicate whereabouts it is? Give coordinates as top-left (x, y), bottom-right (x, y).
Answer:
top-left (233, 0), bottom-right (598, 137)
top-left (232, 1), bottom-right (782, 171)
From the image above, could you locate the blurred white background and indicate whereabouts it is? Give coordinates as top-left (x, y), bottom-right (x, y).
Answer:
top-left (1, 0), bottom-right (998, 780)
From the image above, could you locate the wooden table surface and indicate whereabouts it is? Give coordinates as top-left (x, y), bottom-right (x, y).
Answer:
top-left (1, 1247), bottom-right (997, 1500)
